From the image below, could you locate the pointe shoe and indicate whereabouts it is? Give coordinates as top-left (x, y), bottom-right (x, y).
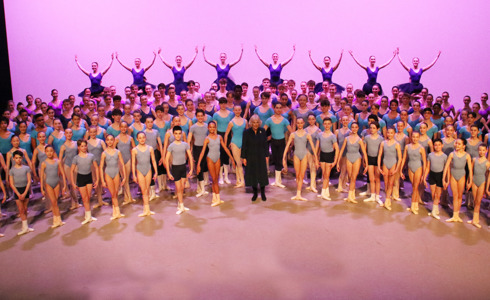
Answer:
top-left (393, 196), bottom-right (401, 201)
top-left (428, 211), bottom-right (440, 220)
top-left (348, 191), bottom-right (358, 204)
top-left (467, 220), bottom-right (482, 228)
top-left (81, 216), bottom-right (97, 225)
top-left (446, 217), bottom-right (458, 223)
top-left (359, 191), bottom-right (369, 196)
top-left (224, 178), bottom-right (231, 185)
top-left (375, 195), bottom-right (383, 206)
top-left (364, 194), bottom-right (375, 202)
top-left (309, 186), bottom-right (318, 193)
top-left (93, 203), bottom-right (102, 209)
top-left (17, 227), bottom-right (34, 236)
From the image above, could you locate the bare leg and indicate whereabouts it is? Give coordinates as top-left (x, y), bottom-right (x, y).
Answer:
top-left (292, 155), bottom-right (308, 201)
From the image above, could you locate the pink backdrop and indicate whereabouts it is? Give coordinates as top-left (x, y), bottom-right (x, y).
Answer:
top-left (5, 0), bottom-right (490, 107)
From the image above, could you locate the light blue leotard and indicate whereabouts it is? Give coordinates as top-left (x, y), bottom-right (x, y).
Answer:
top-left (0, 132), bottom-right (14, 155)
top-left (51, 133), bottom-right (66, 156)
top-left (265, 117), bottom-right (289, 140)
top-left (213, 111), bottom-right (233, 133)
top-left (106, 125), bottom-right (121, 138)
top-left (71, 127), bottom-right (86, 142)
top-left (230, 120), bottom-right (246, 148)
top-left (253, 107), bottom-right (274, 126)
top-left (19, 135), bottom-right (33, 159)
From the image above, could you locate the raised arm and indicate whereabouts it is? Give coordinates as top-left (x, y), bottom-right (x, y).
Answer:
top-left (396, 48), bottom-right (410, 71)
top-left (101, 53), bottom-right (114, 75)
top-left (348, 50), bottom-right (367, 70)
top-left (281, 45), bottom-right (296, 67)
top-left (308, 50), bottom-right (322, 71)
top-left (422, 51), bottom-right (442, 72)
top-left (157, 48), bottom-right (173, 69)
top-left (185, 46), bottom-right (199, 69)
top-left (332, 49), bottom-right (344, 71)
top-left (115, 52), bottom-right (132, 72)
top-left (229, 44), bottom-right (244, 68)
top-left (75, 55), bottom-right (90, 76)
top-left (254, 45), bottom-right (269, 67)
top-left (202, 45), bottom-right (217, 68)
top-left (143, 51), bottom-right (157, 72)
top-left (379, 49), bottom-right (397, 70)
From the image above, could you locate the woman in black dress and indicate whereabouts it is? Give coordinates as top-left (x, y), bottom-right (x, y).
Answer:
top-left (241, 115), bottom-right (269, 201)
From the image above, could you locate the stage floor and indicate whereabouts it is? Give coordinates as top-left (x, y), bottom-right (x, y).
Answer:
top-left (0, 172), bottom-right (489, 299)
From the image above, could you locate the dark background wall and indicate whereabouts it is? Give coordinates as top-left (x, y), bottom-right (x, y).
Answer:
top-left (0, 0), bottom-right (12, 112)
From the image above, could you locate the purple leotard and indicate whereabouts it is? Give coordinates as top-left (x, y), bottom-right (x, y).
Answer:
top-left (269, 64), bottom-right (283, 86)
top-left (78, 72), bottom-right (105, 97)
top-left (398, 68), bottom-right (424, 94)
top-left (362, 67), bottom-right (383, 95)
top-left (132, 68), bottom-right (155, 90)
top-left (170, 67), bottom-right (188, 95)
top-left (213, 64), bottom-right (235, 91)
top-left (314, 67), bottom-right (345, 93)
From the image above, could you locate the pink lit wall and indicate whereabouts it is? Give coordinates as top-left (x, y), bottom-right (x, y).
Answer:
top-left (5, 0), bottom-right (490, 107)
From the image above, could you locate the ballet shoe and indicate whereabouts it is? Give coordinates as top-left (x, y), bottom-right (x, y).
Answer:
top-left (275, 183), bottom-right (286, 188)
top-left (234, 183), bottom-right (245, 188)
top-left (393, 197), bottom-right (401, 201)
top-left (359, 191), bottom-right (369, 196)
top-left (309, 186), bottom-right (318, 193)
top-left (81, 216), bottom-right (96, 225)
top-left (17, 227), bottom-right (34, 236)
top-left (93, 203), bottom-right (102, 209)
top-left (51, 221), bottom-right (65, 228)
top-left (467, 220), bottom-right (482, 228)
top-left (384, 204), bottom-right (392, 211)
top-left (224, 178), bottom-right (231, 185)
top-left (428, 212), bottom-right (440, 220)
top-left (456, 216), bottom-right (463, 223)
top-left (364, 195), bottom-right (376, 202)
top-left (211, 201), bottom-right (221, 207)
top-left (218, 179), bottom-right (224, 185)
top-left (176, 208), bottom-right (185, 215)
top-left (446, 217), bottom-right (458, 223)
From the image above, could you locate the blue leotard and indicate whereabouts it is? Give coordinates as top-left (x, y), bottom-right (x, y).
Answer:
top-left (51, 133), bottom-right (66, 156)
top-left (269, 64), bottom-right (283, 86)
top-left (132, 68), bottom-right (155, 90)
top-left (314, 67), bottom-right (345, 94)
top-left (71, 127), bottom-right (86, 142)
top-left (230, 119), bottom-right (246, 148)
top-left (214, 64), bottom-right (235, 90)
top-left (171, 66), bottom-right (187, 95)
top-left (398, 68), bottom-right (424, 94)
top-left (0, 132), bottom-right (14, 155)
top-left (213, 111), bottom-right (233, 133)
top-left (106, 125), bottom-right (121, 138)
top-left (130, 123), bottom-right (146, 146)
top-left (19, 135), bottom-right (33, 159)
top-left (265, 117), bottom-right (289, 140)
top-left (363, 67), bottom-right (383, 95)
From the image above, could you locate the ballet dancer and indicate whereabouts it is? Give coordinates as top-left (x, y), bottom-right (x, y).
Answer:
top-left (197, 121), bottom-right (234, 206)
top-left (283, 118), bottom-right (319, 201)
top-left (75, 53), bottom-right (114, 96)
top-left (158, 47), bottom-right (198, 94)
top-left (165, 126), bottom-right (194, 214)
top-left (9, 150), bottom-right (33, 235)
top-left (87, 126), bottom-right (107, 208)
top-left (349, 49), bottom-right (397, 95)
top-left (396, 48), bottom-right (441, 95)
top-left (468, 145), bottom-right (490, 228)
top-left (203, 45), bottom-right (243, 91)
top-left (337, 122), bottom-right (368, 203)
top-left (363, 122), bottom-right (384, 204)
top-left (425, 139), bottom-right (447, 220)
top-left (40, 145), bottom-right (67, 228)
top-left (58, 128), bottom-right (80, 210)
top-left (254, 45), bottom-right (296, 86)
top-left (378, 127), bottom-right (402, 210)
top-left (116, 51), bottom-right (157, 91)
top-left (401, 132), bottom-right (427, 214)
top-left (100, 134), bottom-right (126, 220)
top-left (115, 122), bottom-right (135, 205)
top-left (224, 105), bottom-right (247, 188)
top-left (188, 109), bottom-right (210, 197)
top-left (316, 117), bottom-right (339, 200)
top-left (132, 132), bottom-right (158, 217)
top-left (309, 49), bottom-right (344, 93)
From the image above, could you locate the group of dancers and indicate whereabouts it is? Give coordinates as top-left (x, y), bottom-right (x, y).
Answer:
top-left (2, 45), bottom-right (488, 239)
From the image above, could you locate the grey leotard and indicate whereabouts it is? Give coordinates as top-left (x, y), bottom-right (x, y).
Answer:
top-left (338, 129), bottom-right (351, 157)
top-left (88, 139), bottom-right (103, 164)
top-left (104, 150), bottom-right (120, 179)
top-left (117, 137), bottom-right (131, 164)
top-left (293, 132), bottom-right (308, 160)
top-left (207, 136), bottom-right (221, 163)
top-left (319, 133), bottom-right (337, 153)
top-left (145, 129), bottom-right (159, 150)
top-left (395, 134), bottom-right (407, 153)
top-left (428, 152), bottom-right (447, 173)
top-left (346, 136), bottom-right (362, 163)
top-left (383, 141), bottom-right (398, 169)
top-left (407, 145), bottom-right (423, 173)
top-left (62, 142), bottom-right (78, 167)
top-left (450, 152), bottom-right (468, 181)
top-left (167, 142), bottom-right (190, 165)
top-left (44, 160), bottom-right (60, 188)
top-left (442, 139), bottom-right (455, 156)
top-left (9, 165), bottom-right (30, 188)
top-left (306, 129), bottom-right (320, 154)
top-left (473, 158), bottom-right (488, 187)
top-left (419, 137), bottom-right (430, 157)
top-left (37, 148), bottom-right (47, 165)
top-left (189, 124), bottom-right (208, 147)
top-left (293, 109), bottom-right (313, 124)
top-left (364, 134), bottom-right (384, 157)
top-left (72, 153), bottom-right (95, 175)
top-left (136, 146), bottom-right (152, 176)
top-left (466, 141), bottom-right (482, 159)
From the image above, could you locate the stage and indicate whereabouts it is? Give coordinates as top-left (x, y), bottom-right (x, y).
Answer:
top-left (0, 173), bottom-right (488, 299)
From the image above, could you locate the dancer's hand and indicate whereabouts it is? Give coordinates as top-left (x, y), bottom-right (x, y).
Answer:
top-left (168, 173), bottom-right (174, 181)
top-left (400, 173), bottom-right (405, 180)
top-left (101, 181), bottom-right (107, 188)
top-left (196, 166), bottom-right (201, 174)
top-left (93, 182), bottom-right (97, 189)
top-left (443, 181), bottom-right (448, 190)
top-left (62, 186), bottom-right (68, 194)
top-left (363, 166), bottom-right (368, 175)
top-left (41, 188), bottom-right (45, 197)
top-left (337, 164), bottom-right (340, 172)
top-left (153, 173), bottom-right (157, 182)
top-left (2, 195), bottom-right (5, 203)
top-left (378, 167), bottom-right (384, 176)
top-left (133, 175), bottom-right (138, 185)
top-left (187, 170), bottom-right (193, 178)
top-left (242, 158), bottom-right (247, 166)
top-left (120, 178), bottom-right (125, 187)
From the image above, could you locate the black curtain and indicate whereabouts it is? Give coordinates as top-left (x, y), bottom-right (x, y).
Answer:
top-left (0, 0), bottom-right (12, 112)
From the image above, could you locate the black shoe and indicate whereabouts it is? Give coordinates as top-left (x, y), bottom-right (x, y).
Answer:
top-left (252, 194), bottom-right (258, 201)
top-left (261, 194), bottom-right (267, 201)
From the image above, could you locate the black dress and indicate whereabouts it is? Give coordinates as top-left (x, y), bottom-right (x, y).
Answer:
top-left (241, 127), bottom-right (269, 187)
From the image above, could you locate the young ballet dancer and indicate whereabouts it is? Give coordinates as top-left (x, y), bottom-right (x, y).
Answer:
top-left (132, 132), bottom-right (158, 217)
top-left (305, 114), bottom-right (321, 193)
top-left (115, 122), bottom-right (135, 205)
top-left (363, 122), bottom-right (384, 204)
top-left (468, 145), bottom-right (490, 228)
top-left (100, 134), bottom-right (126, 220)
top-left (337, 122), bottom-right (368, 203)
top-left (59, 128), bottom-right (81, 210)
top-left (87, 126), bottom-right (107, 208)
top-left (188, 110), bottom-right (210, 197)
top-left (197, 121), bottom-right (234, 206)
top-left (165, 126), bottom-right (194, 214)
top-left (401, 132), bottom-right (427, 214)
top-left (378, 127), bottom-right (402, 210)
top-left (40, 145), bottom-right (67, 228)
top-left (224, 105), bottom-right (247, 188)
top-left (71, 139), bottom-right (99, 224)
top-left (264, 102), bottom-right (292, 188)
top-left (10, 150), bottom-right (33, 235)
top-left (283, 118), bottom-right (319, 201)
top-left (316, 117), bottom-right (339, 200)
top-left (443, 139), bottom-right (473, 223)
top-left (425, 139), bottom-right (447, 220)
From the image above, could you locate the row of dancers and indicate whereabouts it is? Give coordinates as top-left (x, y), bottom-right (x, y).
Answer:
top-left (74, 47), bottom-right (441, 98)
